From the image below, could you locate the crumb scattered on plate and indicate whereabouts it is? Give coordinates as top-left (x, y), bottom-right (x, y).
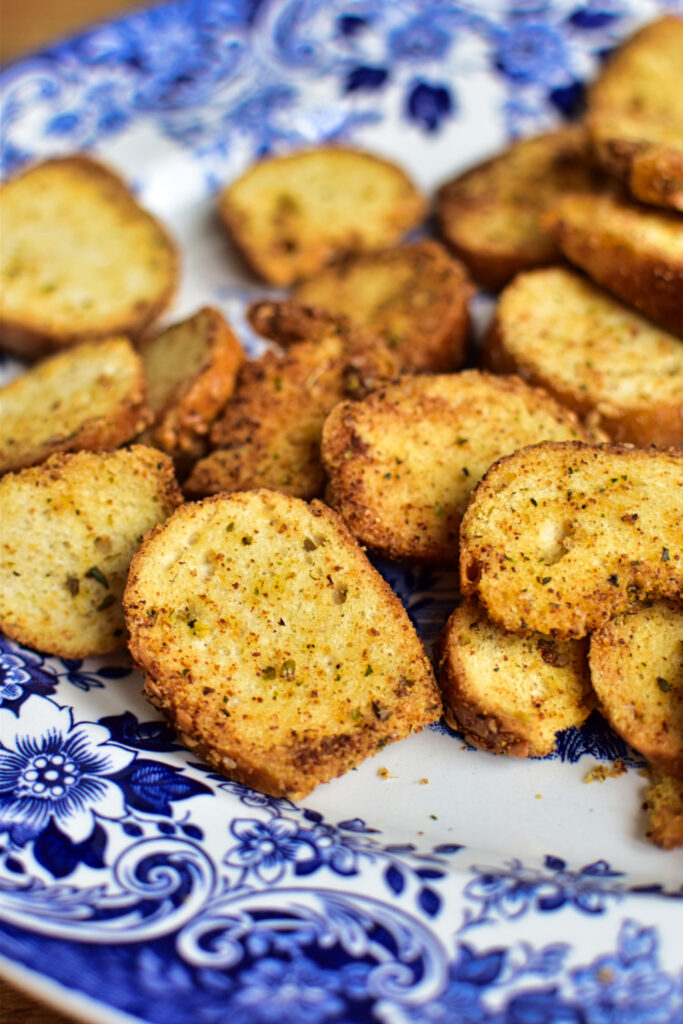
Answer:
top-left (583, 759), bottom-right (627, 783)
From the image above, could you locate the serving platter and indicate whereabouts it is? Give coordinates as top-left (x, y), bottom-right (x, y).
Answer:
top-left (1, 2), bottom-right (682, 1022)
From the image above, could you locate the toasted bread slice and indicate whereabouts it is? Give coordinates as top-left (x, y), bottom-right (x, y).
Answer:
top-left (0, 336), bottom-right (151, 474)
top-left (0, 155), bottom-right (179, 358)
top-left (138, 307), bottom-right (245, 460)
top-left (218, 146), bottom-right (425, 286)
top-left (545, 190), bottom-right (683, 336)
top-left (485, 266), bottom-right (683, 447)
top-left (292, 241), bottom-right (472, 373)
top-left (435, 597), bottom-right (592, 757)
top-left (589, 600), bottom-right (683, 778)
top-left (321, 370), bottom-right (598, 565)
top-left (124, 489), bottom-right (441, 799)
top-left (460, 441), bottom-right (683, 639)
top-left (643, 766), bottom-right (683, 849)
top-left (587, 17), bottom-right (683, 211)
top-left (0, 446), bottom-right (182, 657)
top-left (434, 127), bottom-right (600, 290)
top-left (184, 305), bottom-right (398, 500)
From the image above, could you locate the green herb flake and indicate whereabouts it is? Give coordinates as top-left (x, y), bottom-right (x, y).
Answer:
top-left (241, 536), bottom-right (253, 545)
top-left (657, 677), bottom-right (671, 693)
top-left (530, 497), bottom-right (538, 506)
top-left (226, 522), bottom-right (234, 533)
top-left (262, 666), bottom-right (277, 681)
top-left (662, 547), bottom-right (670, 562)
top-left (364, 664), bottom-right (373, 677)
top-left (280, 659), bottom-right (296, 680)
top-left (86, 566), bottom-right (109, 589)
top-left (96, 594), bottom-right (116, 612)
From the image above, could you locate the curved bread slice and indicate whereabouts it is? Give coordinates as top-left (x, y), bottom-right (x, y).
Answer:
top-left (0, 336), bottom-right (151, 474)
top-left (0, 155), bottom-right (178, 358)
top-left (124, 489), bottom-right (441, 799)
top-left (138, 306), bottom-right (245, 460)
top-left (322, 370), bottom-right (598, 565)
top-left (185, 305), bottom-right (397, 500)
top-left (435, 598), bottom-right (592, 757)
top-left (545, 190), bottom-right (683, 336)
top-left (590, 600), bottom-right (683, 778)
top-left (460, 441), bottom-right (683, 639)
top-left (435, 127), bottom-right (599, 290)
top-left (485, 267), bottom-right (683, 447)
top-left (587, 17), bottom-right (683, 211)
top-left (643, 767), bottom-right (683, 849)
top-left (219, 146), bottom-right (425, 286)
top-left (293, 241), bottom-right (472, 373)
top-left (0, 447), bottom-right (182, 657)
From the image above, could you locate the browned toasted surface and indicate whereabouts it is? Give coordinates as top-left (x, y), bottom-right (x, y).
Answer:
top-left (545, 190), bottom-right (683, 336)
top-left (643, 766), bottom-right (683, 849)
top-left (485, 266), bottom-right (683, 446)
top-left (138, 306), bottom-right (245, 459)
top-left (292, 241), bottom-right (472, 372)
top-left (218, 146), bottom-right (425, 286)
top-left (124, 489), bottom-right (441, 799)
top-left (321, 371), bottom-right (596, 565)
top-left (184, 304), bottom-right (397, 500)
top-left (460, 441), bottom-right (683, 639)
top-left (590, 600), bottom-right (683, 778)
top-left (0, 446), bottom-right (182, 657)
top-left (0, 336), bottom-right (151, 474)
top-left (434, 127), bottom-right (599, 290)
top-left (435, 598), bottom-right (592, 757)
top-left (587, 16), bottom-right (683, 210)
top-left (0, 155), bottom-right (179, 357)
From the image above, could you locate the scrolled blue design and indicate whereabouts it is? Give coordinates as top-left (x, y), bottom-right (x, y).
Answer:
top-left (177, 887), bottom-right (448, 1008)
top-left (0, 837), bottom-right (216, 942)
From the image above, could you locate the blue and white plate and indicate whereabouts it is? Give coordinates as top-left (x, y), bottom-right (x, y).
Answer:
top-left (1, 2), bottom-right (682, 1022)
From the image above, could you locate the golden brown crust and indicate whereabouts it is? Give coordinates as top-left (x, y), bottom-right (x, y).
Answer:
top-left (589, 599), bottom-right (683, 778)
top-left (0, 337), bottom-right (152, 474)
top-left (321, 370), bottom-right (597, 565)
top-left (642, 766), bottom-right (683, 849)
top-left (292, 241), bottom-right (473, 373)
top-left (0, 446), bottom-right (182, 657)
top-left (124, 489), bottom-right (441, 799)
top-left (0, 155), bottom-right (179, 358)
top-left (460, 440), bottom-right (683, 639)
top-left (545, 190), bottom-right (683, 337)
top-left (587, 17), bottom-right (683, 211)
top-left (218, 146), bottom-right (425, 286)
top-left (484, 266), bottom-right (683, 447)
top-left (184, 304), bottom-right (398, 499)
top-left (138, 306), bottom-right (245, 460)
top-left (435, 598), bottom-right (592, 757)
top-left (434, 127), bottom-right (601, 291)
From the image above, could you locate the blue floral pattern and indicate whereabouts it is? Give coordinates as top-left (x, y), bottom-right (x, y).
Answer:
top-left (0, 695), bottom-right (135, 845)
top-left (0, 1), bottom-right (681, 1022)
